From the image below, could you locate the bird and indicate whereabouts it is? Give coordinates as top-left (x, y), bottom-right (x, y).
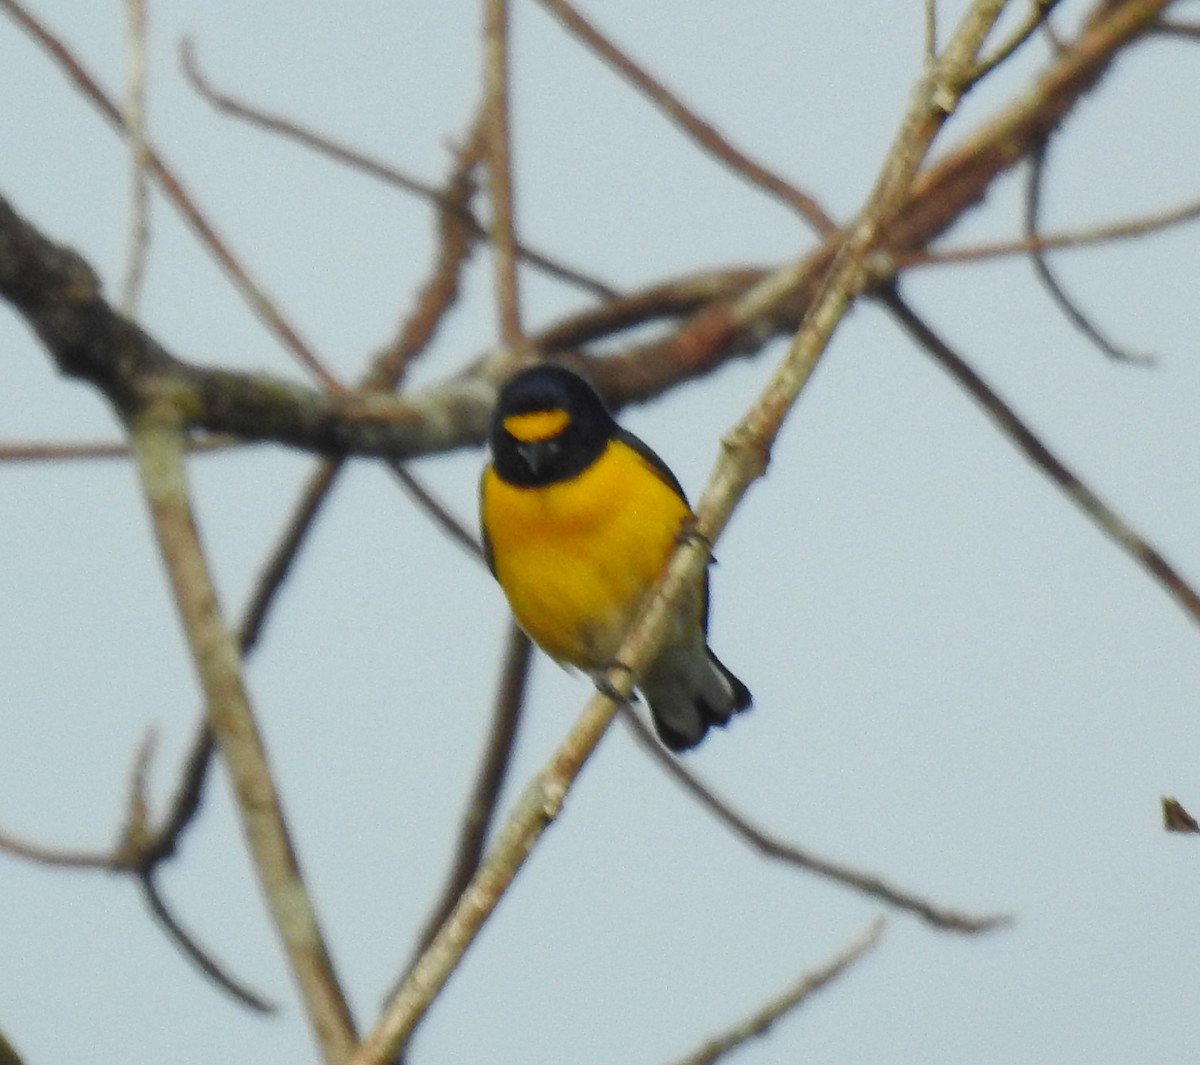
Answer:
top-left (479, 363), bottom-right (751, 751)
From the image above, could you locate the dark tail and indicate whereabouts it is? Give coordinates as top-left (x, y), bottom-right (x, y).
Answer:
top-left (646, 650), bottom-right (752, 753)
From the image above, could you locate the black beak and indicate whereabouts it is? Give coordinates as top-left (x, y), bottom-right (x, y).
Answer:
top-left (517, 439), bottom-right (558, 477)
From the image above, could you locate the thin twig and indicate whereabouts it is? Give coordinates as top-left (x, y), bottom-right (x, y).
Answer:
top-left (179, 38), bottom-right (616, 302)
top-left (1025, 137), bottom-right (1154, 364)
top-left (666, 918), bottom-right (886, 1065)
top-left (0, 828), bottom-right (111, 870)
top-left (366, 115), bottom-right (486, 388)
top-left (0, 723), bottom-right (268, 1012)
top-left (129, 410), bottom-right (357, 1064)
top-left (400, 625), bottom-right (531, 975)
top-left (145, 719), bottom-right (218, 863)
top-left (0, 0), bottom-right (341, 390)
top-left (239, 460), bottom-right (342, 654)
top-left (974, 0), bottom-right (1061, 79)
top-left (140, 872), bottom-right (277, 1013)
top-left (388, 462), bottom-right (484, 561)
top-left (880, 286), bottom-right (1200, 629)
top-left (618, 708), bottom-right (1007, 932)
top-left (534, 0), bottom-right (836, 236)
top-left (0, 437), bottom-right (239, 461)
top-left (901, 190), bottom-right (1200, 266)
top-left (1152, 20), bottom-right (1200, 40)
top-left (483, 0), bottom-right (524, 343)
top-left (240, 117), bottom-right (488, 651)
top-left (120, 0), bottom-right (151, 315)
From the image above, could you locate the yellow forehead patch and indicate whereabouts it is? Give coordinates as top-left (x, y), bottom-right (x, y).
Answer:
top-left (503, 408), bottom-right (570, 443)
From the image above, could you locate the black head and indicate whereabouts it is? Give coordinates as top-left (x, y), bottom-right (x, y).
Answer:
top-left (489, 365), bottom-right (617, 486)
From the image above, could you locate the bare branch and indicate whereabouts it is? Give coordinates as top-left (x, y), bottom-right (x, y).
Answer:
top-left (0, 0), bottom-right (341, 390)
top-left (1152, 19), bottom-right (1200, 40)
top-left (140, 872), bottom-right (277, 1013)
top-left (973, 0), bottom-right (1062, 80)
top-left (619, 708), bottom-right (1007, 932)
top-left (665, 918), bottom-right (886, 1065)
top-left (3, 4), bottom-right (1177, 464)
top-left (400, 625), bottom-right (531, 977)
top-left (128, 411), bottom-right (357, 1063)
top-left (1025, 137), bottom-right (1154, 364)
top-left (0, 728), bottom-right (270, 1013)
top-left (880, 287), bottom-right (1200, 629)
top-left (365, 117), bottom-right (486, 389)
top-left (144, 719), bottom-right (218, 864)
top-left (0, 828), bottom-right (111, 870)
top-left (240, 122), bottom-right (487, 652)
top-left (903, 190), bottom-right (1200, 266)
top-left (0, 188), bottom-right (500, 457)
top-left (483, 0), bottom-right (524, 344)
top-left (0, 437), bottom-right (238, 461)
top-left (388, 463), bottom-right (484, 561)
top-left (120, 0), bottom-right (151, 315)
top-left (178, 39), bottom-right (616, 302)
top-left (534, 0), bottom-right (836, 235)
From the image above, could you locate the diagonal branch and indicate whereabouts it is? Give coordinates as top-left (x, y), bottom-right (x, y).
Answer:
top-left (880, 287), bottom-right (1200, 627)
top-left (139, 872), bottom-right (276, 1013)
top-left (0, 724), bottom-right (269, 1012)
top-left (128, 409), bottom-right (357, 1064)
top-left (349, 6), bottom-right (1015, 1062)
top-left (1024, 136), bottom-right (1154, 364)
top-left (179, 38), bottom-right (616, 302)
top-left (0, 0), bottom-right (340, 390)
top-left (618, 708), bottom-right (1006, 932)
top-left (399, 624), bottom-right (531, 981)
top-left (534, 0), bottom-right (836, 236)
top-left (665, 918), bottom-right (886, 1065)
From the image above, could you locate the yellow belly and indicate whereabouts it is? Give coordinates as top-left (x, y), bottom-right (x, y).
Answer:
top-left (481, 439), bottom-right (690, 669)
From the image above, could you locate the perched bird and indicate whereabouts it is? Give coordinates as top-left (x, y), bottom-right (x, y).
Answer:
top-left (479, 364), bottom-right (751, 751)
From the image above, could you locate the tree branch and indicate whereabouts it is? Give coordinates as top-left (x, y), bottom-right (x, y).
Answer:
top-left (0, 0), bottom-right (341, 390)
top-left (534, 0), bottom-right (836, 235)
top-left (665, 918), bottom-right (886, 1065)
top-left (618, 708), bottom-right (1007, 932)
top-left (178, 38), bottom-right (616, 302)
top-left (348, 5), bottom-right (1014, 1061)
top-left (880, 287), bottom-right (1200, 628)
top-left (128, 410), bottom-right (357, 1064)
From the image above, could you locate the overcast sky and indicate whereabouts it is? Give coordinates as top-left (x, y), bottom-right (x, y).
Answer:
top-left (3, 3), bottom-right (1199, 1064)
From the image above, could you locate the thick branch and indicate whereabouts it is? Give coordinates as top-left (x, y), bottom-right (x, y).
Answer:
top-left (1, 4), bottom-right (1176, 463)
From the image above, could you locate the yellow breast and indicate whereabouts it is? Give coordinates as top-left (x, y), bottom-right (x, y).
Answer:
top-left (481, 439), bottom-right (690, 668)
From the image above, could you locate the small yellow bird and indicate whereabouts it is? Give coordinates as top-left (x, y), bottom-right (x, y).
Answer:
top-left (480, 364), bottom-right (751, 751)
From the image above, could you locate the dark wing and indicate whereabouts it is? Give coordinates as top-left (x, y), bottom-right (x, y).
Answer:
top-left (615, 426), bottom-right (712, 633)
top-left (614, 427), bottom-right (688, 503)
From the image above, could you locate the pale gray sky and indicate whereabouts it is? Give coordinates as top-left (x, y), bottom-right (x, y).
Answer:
top-left (3, 3), bottom-right (1199, 1063)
